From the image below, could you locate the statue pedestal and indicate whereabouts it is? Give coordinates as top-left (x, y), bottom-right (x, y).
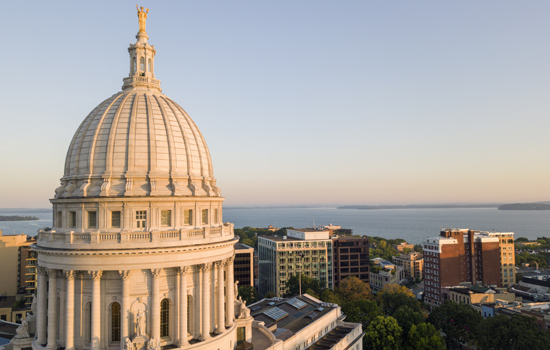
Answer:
top-left (132, 335), bottom-right (149, 350)
top-left (11, 336), bottom-right (32, 350)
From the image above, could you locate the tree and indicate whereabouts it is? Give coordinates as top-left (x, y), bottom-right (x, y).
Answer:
top-left (343, 299), bottom-right (383, 328)
top-left (337, 277), bottom-right (373, 302)
top-left (477, 314), bottom-right (550, 350)
top-left (319, 289), bottom-right (342, 305)
top-left (392, 305), bottom-right (424, 335)
top-left (265, 291), bottom-right (277, 298)
top-left (406, 323), bottom-right (445, 350)
top-left (364, 316), bottom-right (402, 350)
top-left (283, 274), bottom-right (322, 297)
top-left (427, 301), bottom-right (482, 349)
top-left (238, 285), bottom-right (258, 305)
top-left (376, 284), bottom-right (420, 316)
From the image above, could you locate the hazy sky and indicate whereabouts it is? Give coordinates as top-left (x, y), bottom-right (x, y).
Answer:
top-left (1, 1), bottom-right (549, 208)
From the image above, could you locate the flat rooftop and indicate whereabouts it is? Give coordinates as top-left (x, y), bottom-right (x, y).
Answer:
top-left (250, 295), bottom-right (336, 339)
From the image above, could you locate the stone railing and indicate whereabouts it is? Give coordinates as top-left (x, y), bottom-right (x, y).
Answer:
top-left (37, 224), bottom-right (234, 249)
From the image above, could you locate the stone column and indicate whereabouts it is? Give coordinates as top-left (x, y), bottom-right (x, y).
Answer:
top-left (119, 270), bottom-right (131, 348)
top-left (151, 269), bottom-right (162, 341)
top-left (65, 271), bottom-right (76, 350)
top-left (200, 263), bottom-right (211, 341)
top-left (90, 271), bottom-right (103, 350)
top-left (46, 269), bottom-right (58, 350)
top-left (226, 257), bottom-right (235, 327)
top-left (216, 262), bottom-right (225, 333)
top-left (179, 267), bottom-right (189, 346)
top-left (36, 267), bottom-right (48, 344)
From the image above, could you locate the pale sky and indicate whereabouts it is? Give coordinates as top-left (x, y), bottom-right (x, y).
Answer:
top-left (1, 1), bottom-right (549, 208)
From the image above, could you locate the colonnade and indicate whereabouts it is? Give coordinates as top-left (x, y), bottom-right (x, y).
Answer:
top-left (35, 257), bottom-right (235, 350)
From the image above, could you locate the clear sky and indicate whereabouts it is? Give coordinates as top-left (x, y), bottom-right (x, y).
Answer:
top-left (1, 1), bottom-right (549, 208)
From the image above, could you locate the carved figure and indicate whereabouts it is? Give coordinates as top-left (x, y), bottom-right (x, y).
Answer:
top-left (31, 294), bottom-right (37, 315)
top-left (136, 5), bottom-right (149, 32)
top-left (15, 320), bottom-right (29, 338)
top-left (238, 299), bottom-right (250, 319)
top-left (234, 280), bottom-right (239, 300)
top-left (136, 309), bottom-right (146, 336)
top-left (148, 338), bottom-right (160, 350)
top-left (125, 338), bottom-right (133, 350)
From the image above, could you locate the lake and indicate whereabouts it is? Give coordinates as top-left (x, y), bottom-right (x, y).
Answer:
top-left (2, 207), bottom-right (549, 244)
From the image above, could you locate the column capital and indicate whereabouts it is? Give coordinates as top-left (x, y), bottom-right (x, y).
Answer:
top-left (119, 270), bottom-right (132, 280)
top-left (199, 263), bottom-right (211, 272)
top-left (224, 256), bottom-right (234, 266)
top-left (64, 270), bottom-right (76, 280)
top-left (151, 268), bottom-right (162, 277)
top-left (46, 268), bottom-right (57, 277)
top-left (37, 266), bottom-right (48, 276)
top-left (214, 261), bottom-right (224, 268)
top-left (177, 266), bottom-right (191, 275)
top-left (88, 271), bottom-right (103, 280)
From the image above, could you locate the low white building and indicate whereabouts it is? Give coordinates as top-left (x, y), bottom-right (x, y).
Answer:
top-left (249, 294), bottom-right (363, 350)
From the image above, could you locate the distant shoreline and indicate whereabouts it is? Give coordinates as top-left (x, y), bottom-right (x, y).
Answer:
top-left (0, 215), bottom-right (40, 222)
top-left (338, 204), bottom-right (500, 210)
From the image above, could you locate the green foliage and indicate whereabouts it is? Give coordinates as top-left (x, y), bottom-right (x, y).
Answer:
top-left (413, 244), bottom-right (424, 254)
top-left (319, 289), bottom-right (342, 305)
top-left (392, 305), bottom-right (424, 335)
top-left (283, 274), bottom-right (322, 297)
top-left (406, 323), bottom-right (445, 350)
top-left (265, 291), bottom-right (277, 298)
top-left (515, 251), bottom-right (549, 268)
top-left (304, 288), bottom-right (319, 299)
top-left (515, 237), bottom-right (529, 242)
top-left (369, 237), bottom-right (401, 261)
top-left (11, 299), bottom-right (25, 311)
top-left (336, 277), bottom-right (373, 302)
top-left (233, 226), bottom-right (289, 249)
top-left (477, 314), bottom-right (550, 350)
top-left (238, 285), bottom-right (259, 305)
top-left (344, 299), bottom-right (383, 327)
top-left (364, 316), bottom-right (403, 350)
top-left (428, 301), bottom-right (482, 349)
top-left (376, 284), bottom-right (420, 316)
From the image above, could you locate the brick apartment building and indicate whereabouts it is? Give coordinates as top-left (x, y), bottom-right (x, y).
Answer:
top-left (332, 236), bottom-right (369, 287)
top-left (423, 229), bottom-right (501, 306)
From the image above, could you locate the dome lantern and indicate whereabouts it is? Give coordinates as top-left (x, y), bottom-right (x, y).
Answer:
top-left (122, 6), bottom-right (161, 92)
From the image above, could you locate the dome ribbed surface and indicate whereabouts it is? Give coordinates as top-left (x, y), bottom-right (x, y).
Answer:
top-left (55, 90), bottom-right (220, 198)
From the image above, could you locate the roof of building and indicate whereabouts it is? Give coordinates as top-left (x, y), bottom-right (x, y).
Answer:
top-left (0, 296), bottom-right (16, 310)
top-left (309, 325), bottom-right (358, 350)
top-left (522, 277), bottom-right (550, 288)
top-left (259, 235), bottom-right (331, 242)
top-left (250, 295), bottom-right (336, 337)
top-left (0, 320), bottom-right (18, 340)
top-left (235, 243), bottom-right (254, 251)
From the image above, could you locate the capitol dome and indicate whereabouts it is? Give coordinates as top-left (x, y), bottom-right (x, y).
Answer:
top-left (56, 32), bottom-right (219, 199)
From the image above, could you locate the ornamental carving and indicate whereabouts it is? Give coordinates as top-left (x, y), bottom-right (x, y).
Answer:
top-left (64, 270), bottom-right (76, 280)
top-left (151, 268), bottom-right (162, 278)
top-left (119, 270), bottom-right (132, 280)
top-left (88, 271), bottom-right (103, 280)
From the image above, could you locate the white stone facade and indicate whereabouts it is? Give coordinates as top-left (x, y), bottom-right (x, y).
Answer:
top-left (32, 14), bottom-right (239, 350)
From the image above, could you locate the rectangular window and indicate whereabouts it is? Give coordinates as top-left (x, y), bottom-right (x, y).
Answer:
top-left (136, 211), bottom-right (147, 228)
top-left (57, 211), bottom-right (62, 227)
top-left (184, 209), bottom-right (193, 225)
top-left (161, 210), bottom-right (171, 226)
top-left (214, 209), bottom-right (219, 223)
top-left (88, 211), bottom-right (97, 228)
top-left (69, 211), bottom-right (77, 228)
top-left (202, 209), bottom-right (208, 225)
top-left (111, 211), bottom-right (121, 228)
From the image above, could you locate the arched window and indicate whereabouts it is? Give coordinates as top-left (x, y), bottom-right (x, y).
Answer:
top-left (140, 57), bottom-right (145, 71)
top-left (160, 299), bottom-right (169, 338)
top-left (111, 302), bottom-right (121, 342)
top-left (133, 58), bottom-right (137, 73)
top-left (148, 58), bottom-right (152, 72)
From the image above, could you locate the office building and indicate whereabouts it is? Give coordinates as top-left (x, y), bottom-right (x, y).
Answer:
top-left (332, 236), bottom-right (369, 287)
top-left (392, 252), bottom-right (423, 280)
top-left (423, 229), bottom-right (501, 306)
top-left (258, 229), bottom-right (333, 297)
top-left (234, 243), bottom-right (254, 287)
top-left (369, 260), bottom-right (405, 292)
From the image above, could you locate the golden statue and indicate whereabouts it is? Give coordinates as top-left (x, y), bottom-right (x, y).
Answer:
top-left (136, 5), bottom-right (149, 32)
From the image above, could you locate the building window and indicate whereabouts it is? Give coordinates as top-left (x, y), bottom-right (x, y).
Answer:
top-left (87, 302), bottom-right (92, 344)
top-left (214, 209), bottom-right (219, 223)
top-left (57, 211), bottom-right (62, 227)
top-left (148, 58), bottom-right (152, 72)
top-left (160, 299), bottom-right (169, 338)
top-left (237, 327), bottom-right (246, 344)
top-left (140, 57), bottom-right (145, 71)
top-left (111, 211), bottom-right (121, 228)
top-left (133, 57), bottom-right (137, 73)
top-left (184, 209), bottom-right (193, 225)
top-left (187, 295), bottom-right (193, 335)
top-left (202, 209), bottom-right (208, 225)
top-left (136, 211), bottom-right (147, 228)
top-left (161, 210), bottom-right (171, 227)
top-left (69, 211), bottom-right (77, 228)
top-left (111, 302), bottom-right (121, 342)
top-left (88, 211), bottom-right (97, 228)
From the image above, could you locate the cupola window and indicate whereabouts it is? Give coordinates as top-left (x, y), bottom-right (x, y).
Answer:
top-left (148, 58), bottom-right (152, 72)
top-left (140, 57), bottom-right (145, 71)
